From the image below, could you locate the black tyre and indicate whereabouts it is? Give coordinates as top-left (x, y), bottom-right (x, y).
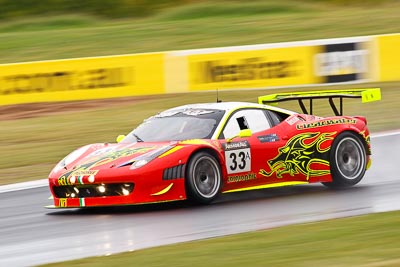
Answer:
top-left (185, 152), bottom-right (222, 204)
top-left (323, 131), bottom-right (367, 188)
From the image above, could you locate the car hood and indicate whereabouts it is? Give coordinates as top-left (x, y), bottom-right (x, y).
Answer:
top-left (52, 142), bottom-right (175, 177)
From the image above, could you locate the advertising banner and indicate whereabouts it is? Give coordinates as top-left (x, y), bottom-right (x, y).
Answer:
top-left (313, 38), bottom-right (372, 83)
top-left (0, 53), bottom-right (165, 106)
top-left (185, 45), bottom-right (320, 91)
top-left (376, 34), bottom-right (400, 81)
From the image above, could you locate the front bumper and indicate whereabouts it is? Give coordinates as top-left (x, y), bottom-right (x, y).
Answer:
top-left (48, 179), bottom-right (186, 208)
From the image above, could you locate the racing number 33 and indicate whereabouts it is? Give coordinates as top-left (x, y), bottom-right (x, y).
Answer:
top-left (224, 141), bottom-right (252, 174)
top-left (229, 151), bottom-right (247, 170)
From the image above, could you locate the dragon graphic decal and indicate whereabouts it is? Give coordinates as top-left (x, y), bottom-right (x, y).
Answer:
top-left (259, 132), bottom-right (336, 179)
top-left (359, 130), bottom-right (371, 154)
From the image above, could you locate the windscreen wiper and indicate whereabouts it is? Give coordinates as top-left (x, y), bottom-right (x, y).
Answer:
top-left (132, 133), bottom-right (144, 142)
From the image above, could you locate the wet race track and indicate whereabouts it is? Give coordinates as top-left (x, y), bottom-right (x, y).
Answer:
top-left (0, 132), bottom-right (399, 266)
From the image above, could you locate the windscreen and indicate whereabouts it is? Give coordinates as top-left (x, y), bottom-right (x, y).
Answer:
top-left (122, 109), bottom-right (225, 143)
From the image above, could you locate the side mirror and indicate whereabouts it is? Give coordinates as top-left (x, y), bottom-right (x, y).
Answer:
top-left (239, 129), bottom-right (252, 138)
top-left (227, 129), bottom-right (252, 143)
top-left (116, 134), bottom-right (126, 143)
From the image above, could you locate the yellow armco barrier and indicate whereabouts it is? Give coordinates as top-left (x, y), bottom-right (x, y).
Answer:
top-left (187, 46), bottom-right (322, 91)
top-left (0, 33), bottom-right (397, 106)
top-left (377, 34), bottom-right (400, 81)
top-left (0, 53), bottom-right (165, 106)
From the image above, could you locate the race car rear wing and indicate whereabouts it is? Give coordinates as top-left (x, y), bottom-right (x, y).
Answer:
top-left (258, 88), bottom-right (381, 116)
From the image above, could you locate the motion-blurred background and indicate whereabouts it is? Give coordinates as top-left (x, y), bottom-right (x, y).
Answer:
top-left (1, 0), bottom-right (400, 62)
top-left (1, 0), bottom-right (399, 183)
top-left (1, 1), bottom-right (400, 266)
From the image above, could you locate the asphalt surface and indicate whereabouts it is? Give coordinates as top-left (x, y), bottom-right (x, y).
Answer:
top-left (0, 132), bottom-right (399, 267)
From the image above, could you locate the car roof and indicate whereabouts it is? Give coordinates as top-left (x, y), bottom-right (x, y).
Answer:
top-left (166, 102), bottom-right (296, 115)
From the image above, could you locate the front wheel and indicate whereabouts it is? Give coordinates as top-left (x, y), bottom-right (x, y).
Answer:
top-left (185, 152), bottom-right (222, 204)
top-left (323, 131), bottom-right (367, 188)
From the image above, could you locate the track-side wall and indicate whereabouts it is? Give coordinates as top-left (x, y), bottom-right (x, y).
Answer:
top-left (0, 33), bottom-right (398, 106)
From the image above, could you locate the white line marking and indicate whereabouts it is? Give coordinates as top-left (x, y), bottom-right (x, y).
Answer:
top-left (0, 179), bottom-right (48, 194)
top-left (170, 36), bottom-right (372, 56)
top-left (371, 129), bottom-right (400, 138)
top-left (0, 129), bottom-right (399, 194)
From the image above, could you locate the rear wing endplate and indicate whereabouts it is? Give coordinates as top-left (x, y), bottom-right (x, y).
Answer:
top-left (258, 88), bottom-right (381, 116)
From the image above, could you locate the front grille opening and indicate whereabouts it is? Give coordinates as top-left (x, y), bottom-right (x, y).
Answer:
top-left (52, 183), bottom-right (134, 198)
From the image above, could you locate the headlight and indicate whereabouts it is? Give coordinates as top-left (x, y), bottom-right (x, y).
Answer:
top-left (131, 159), bottom-right (149, 169)
top-left (128, 145), bottom-right (174, 170)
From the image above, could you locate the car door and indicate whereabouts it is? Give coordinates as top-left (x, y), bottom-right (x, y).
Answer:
top-left (218, 108), bottom-right (306, 192)
top-left (218, 108), bottom-right (273, 191)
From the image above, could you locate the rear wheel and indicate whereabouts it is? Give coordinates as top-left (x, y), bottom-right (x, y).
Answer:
top-left (185, 152), bottom-right (222, 204)
top-left (323, 131), bottom-right (366, 188)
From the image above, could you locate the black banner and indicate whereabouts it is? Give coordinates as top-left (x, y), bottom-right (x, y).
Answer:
top-left (315, 42), bottom-right (367, 83)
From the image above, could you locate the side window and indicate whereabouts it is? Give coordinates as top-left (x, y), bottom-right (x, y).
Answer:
top-left (222, 109), bottom-right (271, 139)
top-left (267, 110), bottom-right (287, 126)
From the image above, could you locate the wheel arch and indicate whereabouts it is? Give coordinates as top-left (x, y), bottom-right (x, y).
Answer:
top-left (335, 129), bottom-right (371, 156)
top-left (186, 147), bottom-right (224, 174)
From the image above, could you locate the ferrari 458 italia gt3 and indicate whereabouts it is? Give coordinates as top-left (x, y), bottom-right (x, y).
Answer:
top-left (48, 88), bottom-right (380, 208)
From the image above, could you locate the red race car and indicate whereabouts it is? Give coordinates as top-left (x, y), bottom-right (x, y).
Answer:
top-left (47, 88), bottom-right (381, 208)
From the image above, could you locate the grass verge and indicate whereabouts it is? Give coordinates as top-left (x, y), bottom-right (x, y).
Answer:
top-left (0, 0), bottom-right (399, 63)
top-left (39, 210), bottom-right (400, 267)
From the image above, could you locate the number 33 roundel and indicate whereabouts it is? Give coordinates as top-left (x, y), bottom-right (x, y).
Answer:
top-left (223, 141), bottom-right (251, 174)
